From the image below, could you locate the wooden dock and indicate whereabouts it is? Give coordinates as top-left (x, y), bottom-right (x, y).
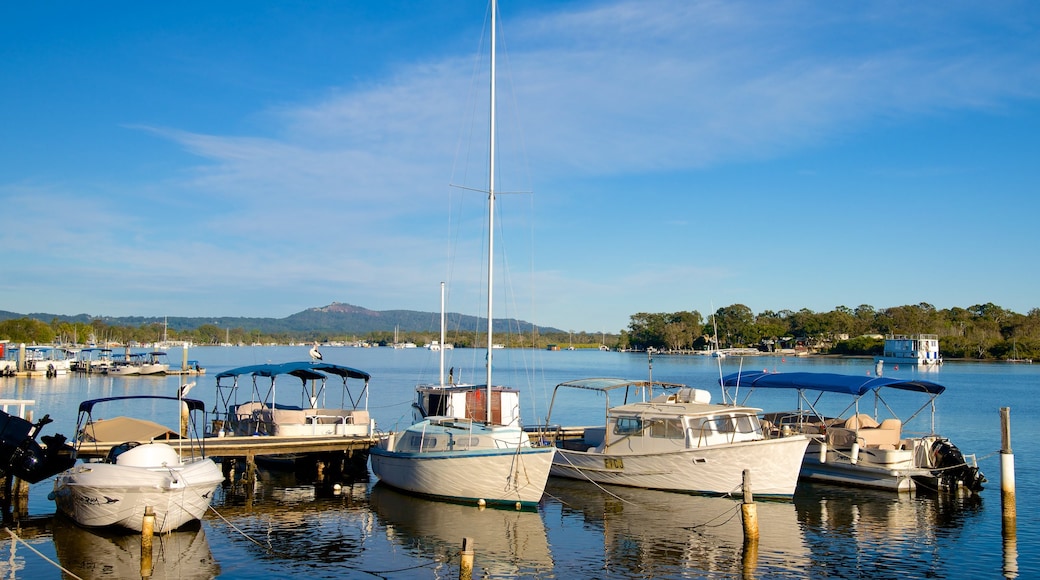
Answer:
top-left (75, 434), bottom-right (379, 462)
top-left (77, 434), bottom-right (380, 489)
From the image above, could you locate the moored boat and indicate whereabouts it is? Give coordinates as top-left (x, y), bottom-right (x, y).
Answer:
top-left (212, 361), bottom-right (374, 438)
top-left (369, 2), bottom-right (555, 508)
top-left (538, 378), bottom-right (810, 496)
top-left (49, 394), bottom-right (224, 532)
top-left (138, 350), bottom-right (171, 375)
top-left (719, 370), bottom-right (985, 493)
top-left (874, 333), bottom-right (943, 366)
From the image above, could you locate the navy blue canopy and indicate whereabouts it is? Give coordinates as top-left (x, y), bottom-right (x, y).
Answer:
top-left (720, 371), bottom-right (945, 396)
top-left (78, 395), bottom-right (207, 414)
top-left (216, 361), bottom-right (371, 382)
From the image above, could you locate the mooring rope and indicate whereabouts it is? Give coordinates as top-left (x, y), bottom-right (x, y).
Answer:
top-left (4, 527), bottom-right (83, 580)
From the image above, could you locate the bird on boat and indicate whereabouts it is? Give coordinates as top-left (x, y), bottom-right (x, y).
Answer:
top-left (309, 342), bottom-right (323, 361)
top-left (179, 381), bottom-right (196, 397)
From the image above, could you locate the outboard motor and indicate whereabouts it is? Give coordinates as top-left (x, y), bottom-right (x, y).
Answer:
top-left (931, 438), bottom-right (986, 494)
top-left (0, 412), bottom-right (76, 484)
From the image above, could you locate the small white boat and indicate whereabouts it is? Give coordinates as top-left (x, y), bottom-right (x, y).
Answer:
top-left (24, 346), bottom-right (74, 376)
top-left (369, 1), bottom-right (554, 508)
top-left (138, 351), bottom-right (170, 375)
top-left (540, 378), bottom-right (810, 497)
top-left (212, 361), bottom-right (374, 437)
top-left (720, 371), bottom-right (986, 493)
top-left (50, 395), bottom-right (224, 532)
top-left (71, 348), bottom-right (114, 374)
top-left (370, 386), bottom-right (556, 507)
top-left (105, 351), bottom-right (147, 375)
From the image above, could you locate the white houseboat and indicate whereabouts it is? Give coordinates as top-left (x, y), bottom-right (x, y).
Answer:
top-left (875, 334), bottom-right (942, 366)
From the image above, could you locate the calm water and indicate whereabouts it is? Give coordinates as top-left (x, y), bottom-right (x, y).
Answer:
top-left (1, 346), bottom-right (1036, 579)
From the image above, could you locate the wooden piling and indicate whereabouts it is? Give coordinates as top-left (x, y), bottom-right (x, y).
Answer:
top-left (1000, 407), bottom-right (1015, 528)
top-left (741, 469), bottom-right (759, 542)
top-left (460, 537), bottom-right (475, 580)
top-left (740, 469), bottom-right (759, 577)
top-left (141, 506), bottom-right (155, 578)
top-left (1000, 407), bottom-right (1017, 579)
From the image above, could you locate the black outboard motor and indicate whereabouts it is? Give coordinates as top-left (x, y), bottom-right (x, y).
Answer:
top-left (931, 438), bottom-right (987, 494)
top-left (0, 411), bottom-right (76, 484)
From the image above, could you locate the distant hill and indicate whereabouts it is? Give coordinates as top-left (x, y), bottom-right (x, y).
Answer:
top-left (0, 302), bottom-right (564, 336)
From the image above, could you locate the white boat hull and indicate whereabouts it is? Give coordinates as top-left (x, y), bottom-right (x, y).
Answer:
top-left (138, 363), bottom-right (170, 375)
top-left (106, 365), bottom-right (143, 376)
top-left (51, 452), bottom-right (223, 533)
top-left (551, 435), bottom-right (810, 497)
top-left (370, 444), bottom-right (555, 507)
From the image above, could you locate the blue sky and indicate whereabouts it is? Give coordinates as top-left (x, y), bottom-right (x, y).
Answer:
top-left (2, 1), bottom-right (1038, 334)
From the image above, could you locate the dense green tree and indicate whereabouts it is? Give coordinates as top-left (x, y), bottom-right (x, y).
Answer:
top-left (0, 318), bottom-right (55, 343)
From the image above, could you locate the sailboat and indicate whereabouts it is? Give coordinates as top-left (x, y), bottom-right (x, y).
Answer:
top-left (369, 1), bottom-right (555, 508)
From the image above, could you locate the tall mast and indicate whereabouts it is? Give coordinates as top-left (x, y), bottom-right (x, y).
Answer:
top-left (485, 0), bottom-right (497, 421)
top-left (439, 281), bottom-right (446, 385)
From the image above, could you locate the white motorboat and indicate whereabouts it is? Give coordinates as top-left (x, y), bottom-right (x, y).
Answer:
top-left (212, 361), bottom-right (374, 437)
top-left (49, 394), bottom-right (224, 533)
top-left (539, 377), bottom-right (810, 497)
top-left (369, 7), bottom-right (556, 506)
top-left (24, 346), bottom-right (74, 376)
top-left (719, 371), bottom-right (986, 493)
top-left (138, 351), bottom-right (171, 375)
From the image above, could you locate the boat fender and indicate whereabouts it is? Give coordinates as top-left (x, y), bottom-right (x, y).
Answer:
top-left (850, 442), bottom-right (860, 465)
top-left (818, 439), bottom-right (827, 464)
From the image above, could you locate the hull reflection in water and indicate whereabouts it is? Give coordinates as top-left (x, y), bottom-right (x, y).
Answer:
top-left (545, 478), bottom-right (809, 577)
top-left (369, 483), bottom-right (554, 578)
top-left (794, 482), bottom-right (983, 577)
top-left (52, 514), bottom-right (219, 579)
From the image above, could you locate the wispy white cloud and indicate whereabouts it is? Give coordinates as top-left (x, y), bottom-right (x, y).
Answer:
top-left (4, 0), bottom-right (1038, 327)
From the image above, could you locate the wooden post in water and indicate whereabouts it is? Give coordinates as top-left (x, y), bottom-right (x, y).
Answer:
top-left (1000, 407), bottom-right (1015, 528)
top-left (459, 537), bottom-right (475, 580)
top-left (741, 469), bottom-right (759, 541)
top-left (141, 506), bottom-right (155, 578)
top-left (740, 469), bottom-right (759, 576)
top-left (1000, 407), bottom-right (1018, 578)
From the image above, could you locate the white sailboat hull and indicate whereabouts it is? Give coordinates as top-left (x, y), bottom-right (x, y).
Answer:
top-left (370, 443), bottom-right (555, 507)
top-left (551, 435), bottom-right (809, 497)
top-left (51, 451), bottom-right (223, 532)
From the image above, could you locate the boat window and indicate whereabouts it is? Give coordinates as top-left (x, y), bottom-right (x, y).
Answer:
top-left (613, 417), bottom-right (643, 436)
top-left (454, 436), bottom-right (481, 448)
top-left (710, 417), bottom-right (737, 434)
top-left (648, 418), bottom-right (685, 439)
top-left (734, 414), bottom-right (759, 434)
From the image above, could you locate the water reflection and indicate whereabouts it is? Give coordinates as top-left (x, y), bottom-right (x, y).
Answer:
top-left (794, 483), bottom-right (983, 578)
top-left (209, 468), bottom-right (374, 575)
top-left (52, 515), bottom-right (219, 579)
top-left (544, 478), bottom-right (809, 577)
top-left (369, 483), bottom-right (554, 578)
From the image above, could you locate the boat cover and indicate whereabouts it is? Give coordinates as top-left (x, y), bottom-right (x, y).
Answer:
top-left (719, 371), bottom-right (945, 396)
top-left (82, 416), bottom-right (179, 442)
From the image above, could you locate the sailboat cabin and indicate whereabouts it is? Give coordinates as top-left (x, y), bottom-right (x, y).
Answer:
top-left (414, 384), bottom-right (523, 426)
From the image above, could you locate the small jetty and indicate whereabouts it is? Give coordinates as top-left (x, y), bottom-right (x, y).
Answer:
top-left (75, 433), bottom-right (378, 488)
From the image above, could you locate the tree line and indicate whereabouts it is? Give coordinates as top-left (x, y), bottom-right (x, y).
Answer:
top-left (2, 301), bottom-right (1038, 361)
top-left (620, 302), bottom-right (1040, 360)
